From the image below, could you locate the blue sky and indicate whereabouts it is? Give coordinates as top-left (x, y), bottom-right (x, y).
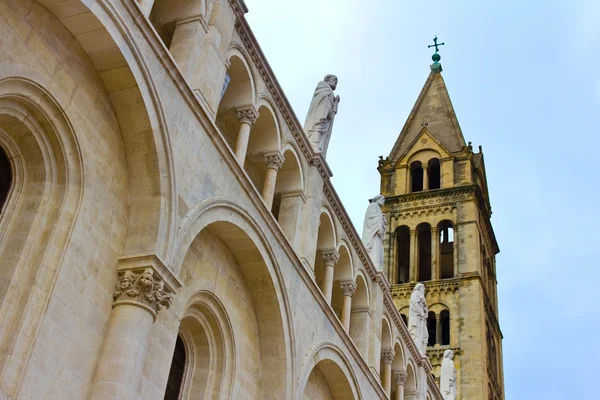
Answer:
top-left (246, 1), bottom-right (600, 399)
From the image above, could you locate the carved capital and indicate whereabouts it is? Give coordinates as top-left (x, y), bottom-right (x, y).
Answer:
top-left (236, 105), bottom-right (258, 126)
top-left (340, 281), bottom-right (356, 297)
top-left (381, 349), bottom-right (395, 364)
top-left (113, 268), bottom-right (174, 320)
top-left (394, 371), bottom-right (407, 386)
top-left (321, 249), bottom-right (339, 266)
top-left (410, 229), bottom-right (417, 237)
top-left (264, 152), bottom-right (284, 170)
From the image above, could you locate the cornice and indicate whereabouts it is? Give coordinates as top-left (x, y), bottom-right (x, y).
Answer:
top-left (426, 346), bottom-right (461, 365)
top-left (391, 280), bottom-right (460, 300)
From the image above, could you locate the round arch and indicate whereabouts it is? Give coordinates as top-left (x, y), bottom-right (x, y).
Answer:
top-left (173, 198), bottom-right (293, 400)
top-left (298, 343), bottom-right (361, 400)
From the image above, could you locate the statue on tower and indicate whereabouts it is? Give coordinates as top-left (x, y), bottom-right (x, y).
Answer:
top-left (303, 74), bottom-right (340, 157)
top-left (361, 195), bottom-right (386, 271)
top-left (408, 283), bottom-right (429, 356)
top-left (440, 349), bottom-right (457, 400)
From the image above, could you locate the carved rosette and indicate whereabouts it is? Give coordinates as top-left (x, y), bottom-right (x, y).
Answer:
top-left (113, 268), bottom-right (174, 319)
top-left (236, 105), bottom-right (258, 126)
top-left (394, 371), bottom-right (408, 386)
top-left (381, 349), bottom-right (395, 365)
top-left (264, 153), bottom-right (284, 170)
top-left (321, 249), bottom-right (339, 267)
top-left (340, 281), bottom-right (356, 297)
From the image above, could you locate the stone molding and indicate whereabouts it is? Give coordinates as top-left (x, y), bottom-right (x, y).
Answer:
top-left (113, 268), bottom-right (173, 319)
top-left (264, 151), bottom-right (284, 170)
top-left (350, 306), bottom-right (372, 317)
top-left (321, 248), bottom-right (339, 266)
top-left (393, 371), bottom-right (407, 385)
top-left (426, 346), bottom-right (461, 366)
top-left (340, 281), bottom-right (356, 297)
top-left (381, 349), bottom-right (395, 364)
top-left (391, 280), bottom-right (459, 300)
top-left (236, 105), bottom-right (258, 125)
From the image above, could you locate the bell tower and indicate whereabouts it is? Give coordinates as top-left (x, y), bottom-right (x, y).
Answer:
top-left (379, 43), bottom-right (505, 400)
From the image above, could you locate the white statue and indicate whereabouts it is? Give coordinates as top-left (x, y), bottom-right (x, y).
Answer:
top-left (440, 350), bottom-right (457, 400)
top-left (408, 283), bottom-right (428, 355)
top-left (304, 74), bottom-right (340, 157)
top-left (361, 195), bottom-right (386, 271)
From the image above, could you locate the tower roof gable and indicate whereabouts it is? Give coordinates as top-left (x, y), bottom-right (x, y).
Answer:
top-left (397, 127), bottom-right (453, 165)
top-left (389, 69), bottom-right (466, 162)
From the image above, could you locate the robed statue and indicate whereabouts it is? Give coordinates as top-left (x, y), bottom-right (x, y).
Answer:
top-left (408, 283), bottom-right (429, 355)
top-left (361, 195), bottom-right (386, 271)
top-left (303, 74), bottom-right (340, 157)
top-left (440, 350), bottom-right (457, 400)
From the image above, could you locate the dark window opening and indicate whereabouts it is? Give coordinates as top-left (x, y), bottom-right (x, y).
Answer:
top-left (401, 313), bottom-right (408, 327)
top-left (427, 311), bottom-right (436, 347)
top-left (396, 226), bottom-right (410, 284)
top-left (164, 335), bottom-right (186, 400)
top-left (0, 146), bottom-right (12, 213)
top-left (428, 158), bottom-right (441, 189)
top-left (439, 221), bottom-right (454, 279)
top-left (441, 310), bottom-right (450, 345)
top-left (410, 161), bottom-right (423, 192)
top-left (417, 224), bottom-right (432, 281)
top-left (271, 192), bottom-right (282, 221)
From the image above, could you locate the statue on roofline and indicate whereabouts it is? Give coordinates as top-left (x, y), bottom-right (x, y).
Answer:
top-left (303, 74), bottom-right (340, 157)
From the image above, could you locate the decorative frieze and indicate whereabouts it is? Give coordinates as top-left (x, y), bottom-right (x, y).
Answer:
top-left (113, 268), bottom-right (174, 319)
top-left (391, 280), bottom-right (459, 300)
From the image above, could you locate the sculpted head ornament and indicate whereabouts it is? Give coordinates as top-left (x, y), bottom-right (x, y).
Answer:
top-left (414, 282), bottom-right (425, 295)
top-left (444, 349), bottom-right (454, 359)
top-left (370, 194), bottom-right (385, 206)
top-left (324, 74), bottom-right (338, 90)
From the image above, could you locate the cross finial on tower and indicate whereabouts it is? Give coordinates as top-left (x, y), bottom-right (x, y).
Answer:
top-left (428, 35), bottom-right (445, 71)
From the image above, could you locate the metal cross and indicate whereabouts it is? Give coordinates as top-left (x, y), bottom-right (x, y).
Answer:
top-left (428, 36), bottom-right (445, 54)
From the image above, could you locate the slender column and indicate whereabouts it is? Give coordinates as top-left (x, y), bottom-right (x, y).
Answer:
top-left (394, 371), bottom-right (407, 400)
top-left (91, 267), bottom-right (175, 399)
top-left (431, 226), bottom-right (439, 280)
top-left (320, 249), bottom-right (339, 304)
top-left (453, 224), bottom-right (459, 276)
top-left (340, 281), bottom-right (356, 331)
top-left (137, 0), bottom-right (154, 17)
top-left (261, 152), bottom-right (284, 209)
top-left (234, 106), bottom-right (258, 164)
top-left (409, 229), bottom-right (417, 282)
top-left (436, 313), bottom-right (442, 345)
top-left (422, 164), bottom-right (429, 190)
top-left (381, 349), bottom-right (395, 397)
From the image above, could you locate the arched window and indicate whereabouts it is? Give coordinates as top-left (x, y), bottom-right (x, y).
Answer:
top-left (410, 161), bottom-right (423, 192)
top-left (427, 311), bottom-right (436, 347)
top-left (401, 313), bottom-right (408, 326)
top-left (417, 223), bottom-right (432, 281)
top-left (165, 335), bottom-right (187, 400)
top-left (428, 158), bottom-right (441, 189)
top-left (438, 220), bottom-right (455, 279)
top-left (441, 310), bottom-right (450, 345)
top-left (0, 146), bottom-right (11, 213)
top-left (395, 226), bottom-right (410, 284)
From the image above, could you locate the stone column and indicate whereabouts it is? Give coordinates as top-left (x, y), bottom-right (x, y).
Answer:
top-left (137, 0), bottom-right (154, 17)
top-left (381, 349), bottom-right (395, 397)
top-left (340, 281), bottom-right (356, 332)
top-left (261, 152), bottom-right (284, 210)
top-left (320, 249), bottom-right (339, 304)
top-left (436, 313), bottom-right (442, 345)
top-left (90, 266), bottom-right (176, 399)
top-left (431, 226), bottom-right (439, 280)
top-left (422, 164), bottom-right (429, 190)
top-left (409, 229), bottom-right (417, 282)
top-left (234, 105), bottom-right (258, 164)
top-left (453, 224), bottom-right (459, 276)
top-left (394, 371), bottom-right (407, 400)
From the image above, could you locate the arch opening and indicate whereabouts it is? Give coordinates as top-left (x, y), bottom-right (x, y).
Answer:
top-left (427, 311), bottom-right (436, 347)
top-left (244, 105), bottom-right (279, 194)
top-left (438, 220), bottom-right (455, 279)
top-left (302, 359), bottom-right (355, 400)
top-left (331, 245), bottom-right (353, 320)
top-left (395, 226), bottom-right (410, 284)
top-left (441, 310), bottom-right (450, 346)
top-left (349, 274), bottom-right (370, 357)
top-left (417, 223), bottom-right (432, 281)
top-left (410, 161), bottom-right (423, 192)
top-left (0, 146), bottom-right (11, 213)
top-left (272, 148), bottom-right (303, 225)
top-left (165, 335), bottom-right (187, 400)
top-left (427, 158), bottom-right (441, 189)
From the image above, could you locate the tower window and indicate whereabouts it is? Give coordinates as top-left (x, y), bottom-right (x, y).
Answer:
top-left (428, 158), bottom-right (441, 189)
top-left (417, 223), bottom-right (432, 281)
top-left (441, 310), bottom-right (450, 345)
top-left (438, 220), bottom-right (454, 279)
top-left (410, 161), bottom-right (423, 192)
top-left (427, 311), bottom-right (436, 347)
top-left (0, 146), bottom-right (12, 213)
top-left (165, 335), bottom-right (187, 400)
top-left (395, 226), bottom-right (410, 284)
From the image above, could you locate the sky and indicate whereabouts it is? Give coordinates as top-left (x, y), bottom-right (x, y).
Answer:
top-left (246, 1), bottom-right (600, 399)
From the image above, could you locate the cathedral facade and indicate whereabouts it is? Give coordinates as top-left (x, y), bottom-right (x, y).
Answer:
top-left (0, 1), bottom-right (502, 399)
